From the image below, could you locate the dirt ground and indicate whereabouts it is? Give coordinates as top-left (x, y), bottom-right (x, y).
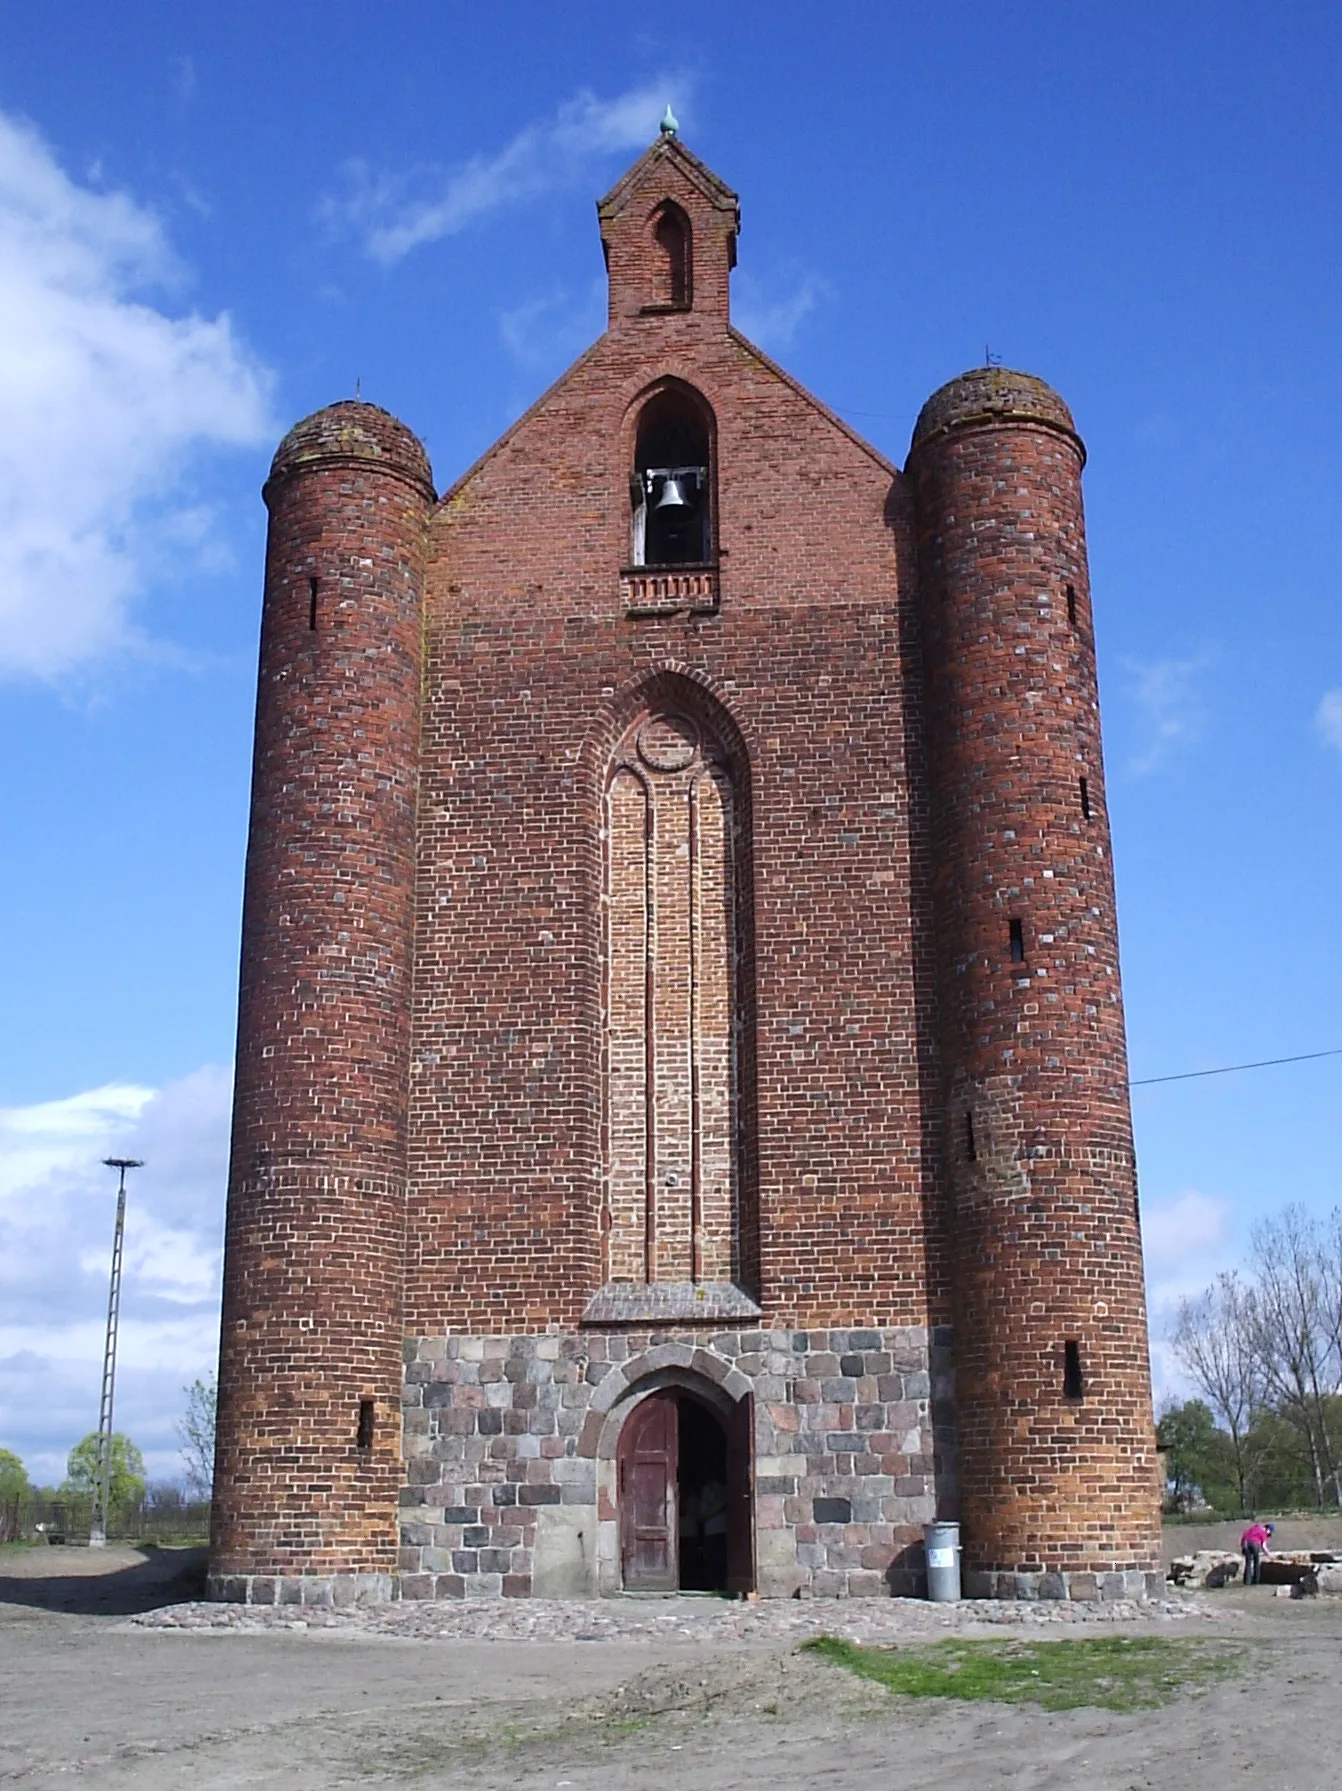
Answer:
top-left (4, 1545), bottom-right (1341, 1789)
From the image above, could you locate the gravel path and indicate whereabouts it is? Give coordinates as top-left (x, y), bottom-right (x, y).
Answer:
top-left (130, 1590), bottom-right (1209, 1642)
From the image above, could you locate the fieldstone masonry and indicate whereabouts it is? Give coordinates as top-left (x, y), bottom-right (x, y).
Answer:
top-left (394, 1329), bottom-right (951, 1601)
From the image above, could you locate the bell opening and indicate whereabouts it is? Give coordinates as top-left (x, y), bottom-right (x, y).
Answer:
top-left (632, 388), bottom-right (711, 567)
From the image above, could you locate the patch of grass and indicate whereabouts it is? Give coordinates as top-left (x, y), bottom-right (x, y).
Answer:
top-left (801, 1634), bottom-right (1242, 1713)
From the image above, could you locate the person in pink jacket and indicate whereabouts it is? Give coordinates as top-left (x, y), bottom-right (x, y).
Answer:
top-left (1241, 1520), bottom-right (1274, 1585)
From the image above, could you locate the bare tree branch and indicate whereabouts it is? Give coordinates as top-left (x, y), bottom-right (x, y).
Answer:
top-left (1171, 1272), bottom-right (1263, 1510)
top-left (176, 1375), bottom-right (217, 1502)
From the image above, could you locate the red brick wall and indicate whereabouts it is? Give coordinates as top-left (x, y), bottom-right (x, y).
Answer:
top-left (404, 145), bottom-right (944, 1338)
top-left (212, 405), bottom-right (432, 1580)
top-left (908, 370), bottom-right (1161, 1585)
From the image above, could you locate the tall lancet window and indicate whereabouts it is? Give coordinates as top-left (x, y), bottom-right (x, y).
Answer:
top-left (599, 695), bottom-right (755, 1305)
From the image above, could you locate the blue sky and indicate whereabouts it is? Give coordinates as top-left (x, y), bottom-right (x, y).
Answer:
top-left (1, 2), bottom-right (1339, 1483)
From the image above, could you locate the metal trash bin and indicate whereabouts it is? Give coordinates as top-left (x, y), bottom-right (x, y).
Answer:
top-left (924, 1520), bottom-right (961, 1602)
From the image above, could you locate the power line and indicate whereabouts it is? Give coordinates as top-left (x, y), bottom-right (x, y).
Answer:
top-left (1130, 1047), bottom-right (1342, 1088)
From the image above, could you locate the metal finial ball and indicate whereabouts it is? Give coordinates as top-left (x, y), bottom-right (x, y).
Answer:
top-left (660, 104), bottom-right (679, 136)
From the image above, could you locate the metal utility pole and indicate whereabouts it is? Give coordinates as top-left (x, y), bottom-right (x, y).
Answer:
top-left (89, 1157), bottom-right (142, 1548)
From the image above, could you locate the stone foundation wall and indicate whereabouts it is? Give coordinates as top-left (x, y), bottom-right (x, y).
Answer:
top-left (205, 1571), bottom-right (394, 1607)
top-left (967, 1568), bottom-right (1164, 1601)
top-left (204, 1317), bottom-right (1162, 1606)
top-left (398, 1325), bottom-right (955, 1599)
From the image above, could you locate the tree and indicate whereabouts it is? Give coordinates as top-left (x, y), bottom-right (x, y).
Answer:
top-left (1245, 1408), bottom-right (1318, 1512)
top-left (0, 1447), bottom-right (30, 1501)
top-left (1245, 1207), bottom-right (1342, 1507)
top-left (1156, 1400), bottom-right (1237, 1511)
top-left (1172, 1272), bottom-right (1263, 1511)
top-left (176, 1374), bottom-right (217, 1500)
top-left (63, 1433), bottom-right (145, 1514)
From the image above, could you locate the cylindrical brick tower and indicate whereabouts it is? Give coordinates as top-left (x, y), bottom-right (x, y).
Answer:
top-left (908, 368), bottom-right (1161, 1600)
top-left (210, 402), bottom-right (434, 1604)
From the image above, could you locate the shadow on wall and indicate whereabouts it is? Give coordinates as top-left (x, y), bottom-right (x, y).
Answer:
top-left (885, 1542), bottom-right (929, 1598)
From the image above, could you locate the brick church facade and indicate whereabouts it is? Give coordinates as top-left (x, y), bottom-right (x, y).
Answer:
top-left (210, 128), bottom-right (1162, 1604)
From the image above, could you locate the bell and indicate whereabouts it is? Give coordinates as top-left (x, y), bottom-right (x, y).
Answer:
top-left (654, 473), bottom-right (693, 512)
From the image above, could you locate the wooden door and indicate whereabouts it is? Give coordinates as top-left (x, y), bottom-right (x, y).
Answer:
top-left (619, 1392), bottom-right (678, 1590)
top-left (725, 1390), bottom-right (755, 1594)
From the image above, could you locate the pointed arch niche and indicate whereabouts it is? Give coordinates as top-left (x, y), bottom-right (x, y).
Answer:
top-left (649, 200), bottom-right (692, 310)
top-left (587, 681), bottom-right (760, 1325)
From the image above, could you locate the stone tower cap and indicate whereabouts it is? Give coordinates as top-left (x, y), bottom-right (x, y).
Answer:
top-left (267, 400), bottom-right (435, 497)
top-left (910, 367), bottom-right (1082, 461)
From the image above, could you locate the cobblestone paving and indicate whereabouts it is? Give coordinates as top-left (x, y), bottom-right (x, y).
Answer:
top-left (130, 1592), bottom-right (1208, 1642)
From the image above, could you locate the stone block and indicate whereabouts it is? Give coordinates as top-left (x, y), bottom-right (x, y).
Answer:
top-left (820, 1378), bottom-right (858, 1403)
top-left (553, 1457), bottom-right (596, 1496)
top-left (814, 1496), bottom-right (852, 1524)
top-left (518, 1483), bottom-right (562, 1505)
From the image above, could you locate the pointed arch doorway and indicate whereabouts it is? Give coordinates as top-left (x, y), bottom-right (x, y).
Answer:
top-left (617, 1387), bottom-right (754, 1593)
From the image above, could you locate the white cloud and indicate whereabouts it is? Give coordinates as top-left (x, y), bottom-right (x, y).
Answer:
top-left (1141, 1187), bottom-right (1237, 1407)
top-left (734, 270), bottom-right (830, 352)
top-left (322, 82), bottom-right (688, 265)
top-left (0, 109), bottom-right (274, 681)
top-left (1143, 1188), bottom-right (1234, 1295)
top-left (499, 281), bottom-right (605, 374)
top-left (0, 1065), bottom-right (230, 1485)
top-left (170, 56), bottom-right (197, 108)
top-left (1316, 687), bottom-right (1342, 752)
top-left (1121, 652), bottom-right (1212, 775)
